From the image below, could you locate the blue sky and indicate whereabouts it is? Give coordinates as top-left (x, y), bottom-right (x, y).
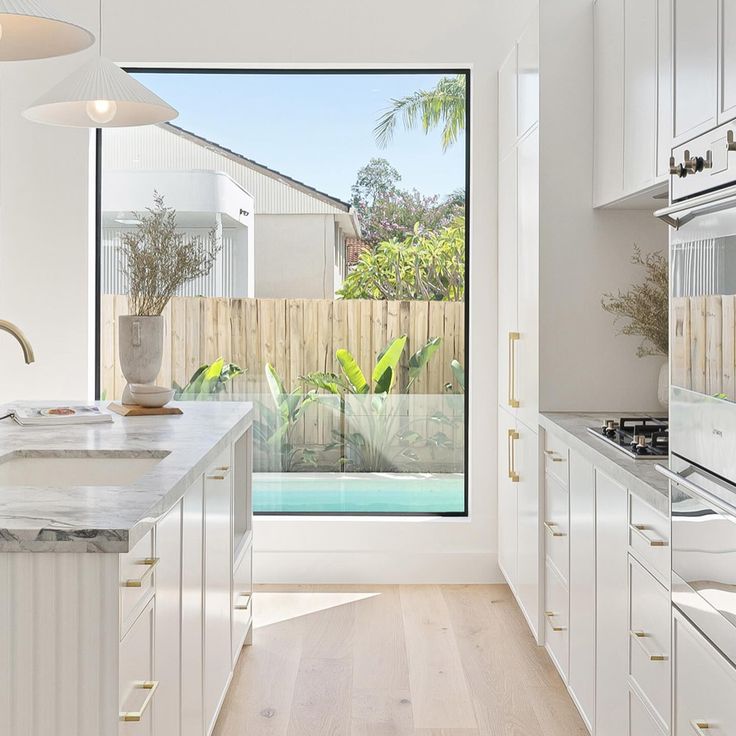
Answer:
top-left (132, 72), bottom-right (466, 203)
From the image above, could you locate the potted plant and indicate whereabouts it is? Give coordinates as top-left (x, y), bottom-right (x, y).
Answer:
top-left (601, 246), bottom-right (669, 407)
top-left (118, 192), bottom-right (220, 404)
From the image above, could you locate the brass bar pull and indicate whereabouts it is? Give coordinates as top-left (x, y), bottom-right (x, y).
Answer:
top-left (544, 449), bottom-right (565, 463)
top-left (629, 523), bottom-right (669, 548)
top-left (544, 611), bottom-right (567, 632)
top-left (508, 429), bottom-right (520, 482)
top-left (207, 465), bottom-right (231, 481)
top-left (120, 680), bottom-right (159, 722)
top-left (234, 592), bottom-right (251, 611)
top-left (122, 557), bottom-right (159, 588)
top-left (544, 521), bottom-right (566, 537)
top-left (630, 630), bottom-right (668, 661)
top-left (508, 331), bottom-right (520, 408)
top-left (690, 721), bottom-right (713, 734)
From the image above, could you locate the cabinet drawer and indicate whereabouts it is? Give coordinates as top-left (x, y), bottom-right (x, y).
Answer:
top-left (543, 431), bottom-right (569, 487)
top-left (544, 473), bottom-right (569, 582)
top-left (120, 529), bottom-right (156, 636)
top-left (544, 561), bottom-right (569, 680)
top-left (232, 541), bottom-right (253, 664)
top-left (119, 599), bottom-right (156, 735)
top-left (629, 686), bottom-right (666, 736)
top-left (674, 609), bottom-right (736, 736)
top-left (628, 492), bottom-right (669, 584)
top-left (629, 556), bottom-right (670, 731)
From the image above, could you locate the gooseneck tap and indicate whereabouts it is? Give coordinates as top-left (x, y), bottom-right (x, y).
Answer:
top-left (0, 320), bottom-right (35, 364)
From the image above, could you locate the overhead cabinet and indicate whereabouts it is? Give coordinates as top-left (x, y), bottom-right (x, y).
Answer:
top-left (594, 0), bottom-right (672, 205)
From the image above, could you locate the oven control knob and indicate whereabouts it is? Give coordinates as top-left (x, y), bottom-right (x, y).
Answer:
top-left (669, 157), bottom-right (687, 178)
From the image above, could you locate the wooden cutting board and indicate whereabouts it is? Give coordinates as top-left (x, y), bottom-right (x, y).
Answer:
top-left (108, 403), bottom-right (183, 417)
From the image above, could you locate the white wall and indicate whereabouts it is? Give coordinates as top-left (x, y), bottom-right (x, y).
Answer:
top-left (0, 0), bottom-right (531, 582)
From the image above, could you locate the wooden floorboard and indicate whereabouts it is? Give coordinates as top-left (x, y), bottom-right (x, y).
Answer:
top-left (213, 584), bottom-right (588, 736)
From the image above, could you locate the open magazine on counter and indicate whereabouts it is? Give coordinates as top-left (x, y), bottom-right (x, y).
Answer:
top-left (1, 405), bottom-right (113, 426)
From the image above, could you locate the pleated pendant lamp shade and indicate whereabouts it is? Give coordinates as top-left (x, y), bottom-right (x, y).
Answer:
top-left (23, 56), bottom-right (178, 127)
top-left (0, 0), bottom-right (94, 60)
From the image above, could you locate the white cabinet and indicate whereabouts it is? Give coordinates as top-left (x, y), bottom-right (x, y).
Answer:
top-left (517, 7), bottom-right (539, 139)
top-left (119, 598), bottom-right (155, 736)
top-left (673, 0), bottom-right (718, 142)
top-left (673, 608), bottom-right (736, 735)
top-left (499, 47), bottom-right (518, 159)
top-left (154, 501), bottom-right (182, 736)
top-left (182, 477), bottom-right (205, 736)
top-left (204, 449), bottom-right (234, 734)
top-left (544, 560), bottom-right (569, 679)
top-left (722, 0), bottom-right (736, 122)
top-left (498, 408), bottom-right (540, 640)
top-left (594, 0), bottom-right (672, 204)
top-left (568, 451), bottom-right (596, 731)
top-left (595, 470), bottom-right (629, 736)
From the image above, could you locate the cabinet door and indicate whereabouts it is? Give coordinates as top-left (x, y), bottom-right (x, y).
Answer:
top-left (204, 459), bottom-right (233, 734)
top-left (720, 0), bottom-right (736, 122)
top-left (499, 45), bottom-right (518, 158)
top-left (673, 608), bottom-right (736, 734)
top-left (624, 0), bottom-right (658, 191)
top-left (517, 8), bottom-right (539, 137)
top-left (154, 501), bottom-right (182, 736)
top-left (515, 417), bottom-right (540, 641)
top-left (182, 478), bottom-right (204, 736)
top-left (568, 451), bottom-right (596, 731)
top-left (594, 0), bottom-right (625, 205)
top-left (119, 600), bottom-right (155, 736)
top-left (498, 147), bottom-right (518, 415)
top-left (497, 408), bottom-right (518, 589)
top-left (516, 126), bottom-right (539, 431)
top-left (595, 470), bottom-right (629, 736)
top-left (656, 0), bottom-right (673, 179)
top-left (673, 0), bottom-right (718, 143)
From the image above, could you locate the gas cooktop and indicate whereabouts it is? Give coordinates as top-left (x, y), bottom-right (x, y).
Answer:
top-left (586, 417), bottom-right (669, 460)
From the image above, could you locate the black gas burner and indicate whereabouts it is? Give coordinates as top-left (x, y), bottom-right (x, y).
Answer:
top-left (586, 416), bottom-right (669, 459)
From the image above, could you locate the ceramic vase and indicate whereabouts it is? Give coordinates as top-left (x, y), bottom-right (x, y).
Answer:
top-left (119, 315), bottom-right (164, 405)
top-left (657, 359), bottom-right (669, 410)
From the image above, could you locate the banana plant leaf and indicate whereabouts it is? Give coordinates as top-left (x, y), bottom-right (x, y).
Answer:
top-left (337, 348), bottom-right (370, 394)
top-left (372, 335), bottom-right (407, 392)
top-left (408, 337), bottom-right (442, 389)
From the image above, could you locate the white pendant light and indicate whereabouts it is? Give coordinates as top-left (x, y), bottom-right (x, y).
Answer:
top-left (0, 0), bottom-right (94, 60)
top-left (22, 0), bottom-right (177, 127)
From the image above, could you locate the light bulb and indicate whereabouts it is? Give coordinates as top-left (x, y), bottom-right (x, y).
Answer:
top-left (85, 99), bottom-right (117, 124)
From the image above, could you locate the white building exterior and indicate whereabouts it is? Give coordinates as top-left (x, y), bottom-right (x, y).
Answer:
top-left (102, 123), bottom-right (361, 298)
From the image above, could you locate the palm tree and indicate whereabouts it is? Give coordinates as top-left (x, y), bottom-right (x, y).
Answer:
top-left (374, 74), bottom-right (466, 152)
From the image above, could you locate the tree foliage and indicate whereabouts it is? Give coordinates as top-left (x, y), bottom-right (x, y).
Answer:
top-left (374, 74), bottom-right (467, 151)
top-left (350, 158), bottom-right (464, 246)
top-left (338, 217), bottom-right (465, 301)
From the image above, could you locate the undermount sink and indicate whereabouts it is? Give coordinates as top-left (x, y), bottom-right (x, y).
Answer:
top-left (0, 452), bottom-right (169, 487)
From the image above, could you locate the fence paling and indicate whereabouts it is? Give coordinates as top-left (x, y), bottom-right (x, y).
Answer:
top-left (100, 295), bottom-right (465, 450)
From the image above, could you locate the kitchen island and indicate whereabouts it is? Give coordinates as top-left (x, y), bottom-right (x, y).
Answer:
top-left (0, 401), bottom-right (254, 736)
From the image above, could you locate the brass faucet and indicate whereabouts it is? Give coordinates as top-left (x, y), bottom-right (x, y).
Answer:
top-left (0, 320), bottom-right (35, 364)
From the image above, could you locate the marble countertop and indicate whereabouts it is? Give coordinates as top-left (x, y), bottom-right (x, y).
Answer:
top-left (539, 411), bottom-right (669, 515)
top-left (0, 401), bottom-right (253, 553)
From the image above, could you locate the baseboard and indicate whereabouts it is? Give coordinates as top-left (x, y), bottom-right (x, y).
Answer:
top-left (254, 549), bottom-right (504, 584)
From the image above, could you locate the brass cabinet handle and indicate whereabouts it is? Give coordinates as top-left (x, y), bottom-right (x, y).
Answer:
top-left (207, 465), bottom-right (231, 481)
top-left (508, 332), bottom-right (520, 408)
top-left (544, 449), bottom-right (566, 463)
top-left (544, 521), bottom-right (566, 537)
top-left (120, 680), bottom-right (159, 722)
top-left (629, 523), bottom-right (669, 548)
top-left (508, 429), bottom-right (520, 482)
top-left (630, 630), bottom-right (668, 661)
top-left (690, 721), bottom-right (713, 734)
top-left (122, 557), bottom-right (159, 588)
top-left (234, 592), bottom-right (251, 611)
top-left (544, 610), bottom-right (567, 632)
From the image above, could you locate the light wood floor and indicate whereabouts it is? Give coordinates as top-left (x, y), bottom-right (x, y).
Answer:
top-left (213, 584), bottom-right (588, 736)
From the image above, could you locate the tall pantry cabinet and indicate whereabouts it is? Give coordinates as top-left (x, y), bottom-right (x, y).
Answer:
top-left (497, 7), bottom-right (541, 641)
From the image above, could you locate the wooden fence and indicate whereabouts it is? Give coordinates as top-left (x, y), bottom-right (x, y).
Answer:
top-left (100, 295), bottom-right (466, 401)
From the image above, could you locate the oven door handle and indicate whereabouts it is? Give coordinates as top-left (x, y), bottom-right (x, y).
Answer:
top-left (655, 464), bottom-right (736, 517)
top-left (655, 186), bottom-right (736, 229)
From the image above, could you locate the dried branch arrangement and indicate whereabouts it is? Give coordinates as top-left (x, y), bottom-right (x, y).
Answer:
top-left (120, 192), bottom-right (221, 316)
top-left (601, 245), bottom-right (669, 358)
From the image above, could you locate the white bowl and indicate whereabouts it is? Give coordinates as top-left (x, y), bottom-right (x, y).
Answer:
top-left (129, 384), bottom-right (175, 408)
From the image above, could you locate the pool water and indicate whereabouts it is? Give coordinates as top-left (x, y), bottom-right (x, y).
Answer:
top-left (253, 472), bottom-right (465, 514)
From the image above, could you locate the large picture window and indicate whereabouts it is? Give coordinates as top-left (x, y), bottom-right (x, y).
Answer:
top-left (96, 69), bottom-right (469, 516)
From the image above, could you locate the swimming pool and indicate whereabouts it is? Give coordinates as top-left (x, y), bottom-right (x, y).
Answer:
top-left (253, 472), bottom-right (465, 514)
